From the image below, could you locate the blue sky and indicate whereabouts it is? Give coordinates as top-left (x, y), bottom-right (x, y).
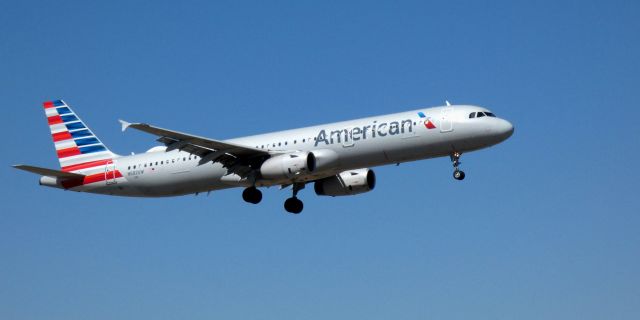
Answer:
top-left (2, 1), bottom-right (639, 319)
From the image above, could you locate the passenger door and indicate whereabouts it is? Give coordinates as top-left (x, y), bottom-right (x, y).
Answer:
top-left (439, 108), bottom-right (454, 132)
top-left (105, 160), bottom-right (117, 185)
top-left (342, 127), bottom-right (355, 148)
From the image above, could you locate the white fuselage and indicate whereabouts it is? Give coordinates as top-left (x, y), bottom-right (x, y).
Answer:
top-left (66, 105), bottom-right (513, 197)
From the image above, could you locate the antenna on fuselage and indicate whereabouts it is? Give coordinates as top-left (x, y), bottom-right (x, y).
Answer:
top-left (445, 100), bottom-right (451, 106)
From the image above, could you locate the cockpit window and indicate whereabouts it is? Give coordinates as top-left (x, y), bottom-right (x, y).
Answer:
top-left (470, 111), bottom-right (497, 119)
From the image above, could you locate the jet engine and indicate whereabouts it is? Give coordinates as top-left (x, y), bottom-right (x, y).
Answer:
top-left (309, 149), bottom-right (340, 173)
top-left (260, 152), bottom-right (316, 180)
top-left (314, 168), bottom-right (376, 196)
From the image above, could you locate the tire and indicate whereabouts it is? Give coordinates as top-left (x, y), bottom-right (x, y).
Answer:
top-left (453, 170), bottom-right (465, 180)
top-left (284, 197), bottom-right (303, 214)
top-left (242, 187), bottom-right (262, 204)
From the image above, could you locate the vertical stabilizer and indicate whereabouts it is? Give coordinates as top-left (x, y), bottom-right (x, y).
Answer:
top-left (43, 100), bottom-right (118, 173)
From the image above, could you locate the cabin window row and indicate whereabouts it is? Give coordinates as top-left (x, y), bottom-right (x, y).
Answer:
top-left (255, 137), bottom-right (317, 149)
top-left (128, 155), bottom-right (200, 170)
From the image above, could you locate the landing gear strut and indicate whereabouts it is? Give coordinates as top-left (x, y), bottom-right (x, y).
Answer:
top-left (450, 152), bottom-right (466, 181)
top-left (242, 186), bottom-right (262, 204)
top-left (284, 183), bottom-right (305, 214)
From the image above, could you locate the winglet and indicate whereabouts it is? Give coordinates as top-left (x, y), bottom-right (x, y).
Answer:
top-left (119, 119), bottom-right (131, 132)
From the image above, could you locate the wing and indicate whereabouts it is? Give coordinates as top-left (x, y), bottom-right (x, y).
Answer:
top-left (119, 120), bottom-right (271, 177)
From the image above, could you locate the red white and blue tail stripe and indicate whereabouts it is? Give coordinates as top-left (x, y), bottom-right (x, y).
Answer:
top-left (43, 100), bottom-right (118, 173)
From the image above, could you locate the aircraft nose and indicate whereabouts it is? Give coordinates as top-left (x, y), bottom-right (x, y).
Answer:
top-left (494, 119), bottom-right (514, 141)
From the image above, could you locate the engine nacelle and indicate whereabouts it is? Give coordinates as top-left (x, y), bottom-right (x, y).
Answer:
top-left (260, 152), bottom-right (316, 180)
top-left (310, 149), bottom-right (340, 173)
top-left (314, 168), bottom-right (376, 196)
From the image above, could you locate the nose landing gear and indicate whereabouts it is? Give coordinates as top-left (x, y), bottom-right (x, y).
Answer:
top-left (450, 152), bottom-right (465, 181)
top-left (453, 170), bottom-right (465, 180)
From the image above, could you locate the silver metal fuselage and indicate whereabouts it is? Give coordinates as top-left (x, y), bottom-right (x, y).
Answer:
top-left (72, 105), bottom-right (513, 197)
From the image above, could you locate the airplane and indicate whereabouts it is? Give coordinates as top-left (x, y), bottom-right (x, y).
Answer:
top-left (14, 100), bottom-right (513, 213)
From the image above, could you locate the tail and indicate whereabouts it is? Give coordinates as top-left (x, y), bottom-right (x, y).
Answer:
top-left (43, 100), bottom-right (118, 172)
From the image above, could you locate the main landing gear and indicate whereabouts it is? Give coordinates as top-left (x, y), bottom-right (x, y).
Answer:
top-left (242, 184), bottom-right (305, 214)
top-left (242, 186), bottom-right (262, 204)
top-left (450, 152), bottom-right (466, 181)
top-left (284, 183), bottom-right (305, 214)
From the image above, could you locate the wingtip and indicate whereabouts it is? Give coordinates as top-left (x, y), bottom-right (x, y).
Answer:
top-left (118, 119), bottom-right (131, 132)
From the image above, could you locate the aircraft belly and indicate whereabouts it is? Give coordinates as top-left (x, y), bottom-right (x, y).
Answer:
top-left (126, 163), bottom-right (229, 196)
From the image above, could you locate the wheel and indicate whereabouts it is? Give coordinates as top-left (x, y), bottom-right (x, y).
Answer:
top-left (242, 187), bottom-right (262, 204)
top-left (284, 197), bottom-right (303, 214)
top-left (453, 170), bottom-right (465, 180)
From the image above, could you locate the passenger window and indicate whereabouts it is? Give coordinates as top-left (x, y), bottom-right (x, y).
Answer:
top-left (469, 112), bottom-right (476, 118)
top-left (477, 112), bottom-right (485, 118)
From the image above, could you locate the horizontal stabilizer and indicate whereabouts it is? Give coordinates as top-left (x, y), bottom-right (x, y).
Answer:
top-left (13, 164), bottom-right (85, 179)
